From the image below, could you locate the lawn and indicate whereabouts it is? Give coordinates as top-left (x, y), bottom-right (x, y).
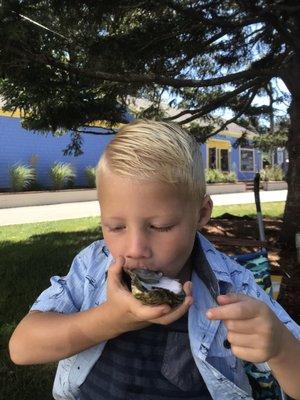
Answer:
top-left (211, 201), bottom-right (285, 219)
top-left (0, 218), bottom-right (102, 400)
top-left (0, 202), bottom-right (284, 399)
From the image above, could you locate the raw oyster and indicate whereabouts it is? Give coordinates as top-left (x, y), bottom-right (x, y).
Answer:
top-left (123, 268), bottom-right (185, 307)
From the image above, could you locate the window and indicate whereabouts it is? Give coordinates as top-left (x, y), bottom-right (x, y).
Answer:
top-left (207, 139), bottom-right (231, 171)
top-left (240, 149), bottom-right (254, 172)
top-left (220, 149), bottom-right (229, 171)
top-left (208, 147), bottom-right (217, 169)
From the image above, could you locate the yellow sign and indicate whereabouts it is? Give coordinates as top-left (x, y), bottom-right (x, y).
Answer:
top-left (207, 139), bottom-right (231, 149)
top-left (0, 109), bottom-right (22, 118)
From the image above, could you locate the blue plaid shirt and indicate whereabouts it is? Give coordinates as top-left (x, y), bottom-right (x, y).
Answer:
top-left (30, 232), bottom-right (300, 400)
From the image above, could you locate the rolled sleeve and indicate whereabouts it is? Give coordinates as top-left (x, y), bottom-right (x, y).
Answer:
top-left (30, 253), bottom-right (87, 314)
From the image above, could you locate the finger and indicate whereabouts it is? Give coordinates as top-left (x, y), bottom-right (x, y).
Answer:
top-left (216, 293), bottom-right (249, 305)
top-left (206, 300), bottom-right (258, 321)
top-left (224, 317), bottom-right (261, 333)
top-left (226, 331), bottom-right (259, 349)
top-left (183, 281), bottom-right (192, 296)
top-left (230, 345), bottom-right (267, 363)
top-left (131, 300), bottom-right (171, 321)
top-left (150, 293), bottom-right (193, 325)
top-left (107, 256), bottom-right (126, 286)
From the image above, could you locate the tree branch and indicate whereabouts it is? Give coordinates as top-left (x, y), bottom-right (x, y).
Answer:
top-left (165, 78), bottom-right (263, 124)
top-left (236, 1), bottom-right (298, 51)
top-left (208, 88), bottom-right (259, 137)
top-left (275, 4), bottom-right (300, 12)
top-left (165, 0), bottom-right (262, 29)
top-left (56, 58), bottom-right (275, 88)
top-left (3, 41), bottom-right (278, 90)
top-left (169, 77), bottom-right (266, 125)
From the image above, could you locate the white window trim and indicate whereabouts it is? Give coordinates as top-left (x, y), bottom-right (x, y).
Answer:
top-left (206, 146), bottom-right (230, 171)
top-left (206, 146), bottom-right (217, 169)
top-left (219, 148), bottom-right (230, 172)
top-left (239, 147), bottom-right (255, 173)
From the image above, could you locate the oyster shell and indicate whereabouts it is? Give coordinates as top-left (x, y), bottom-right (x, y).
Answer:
top-left (123, 268), bottom-right (185, 307)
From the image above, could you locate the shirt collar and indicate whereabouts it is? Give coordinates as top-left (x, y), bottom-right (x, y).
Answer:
top-left (193, 232), bottom-right (234, 300)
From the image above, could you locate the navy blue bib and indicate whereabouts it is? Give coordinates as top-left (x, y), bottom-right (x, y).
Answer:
top-left (80, 313), bottom-right (212, 399)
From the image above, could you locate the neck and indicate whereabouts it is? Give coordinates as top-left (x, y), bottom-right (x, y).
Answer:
top-left (176, 257), bottom-right (193, 284)
top-left (176, 238), bottom-right (197, 283)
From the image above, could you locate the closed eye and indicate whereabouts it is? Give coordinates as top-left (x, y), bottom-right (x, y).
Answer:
top-left (107, 226), bottom-right (125, 232)
top-left (105, 225), bottom-right (174, 232)
top-left (150, 225), bottom-right (174, 232)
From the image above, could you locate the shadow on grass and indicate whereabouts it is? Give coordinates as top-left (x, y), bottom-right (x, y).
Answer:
top-left (0, 226), bottom-right (102, 400)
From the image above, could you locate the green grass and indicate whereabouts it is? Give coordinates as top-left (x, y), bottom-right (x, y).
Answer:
top-left (212, 201), bottom-right (285, 219)
top-left (0, 202), bottom-right (284, 399)
top-left (0, 218), bottom-right (103, 400)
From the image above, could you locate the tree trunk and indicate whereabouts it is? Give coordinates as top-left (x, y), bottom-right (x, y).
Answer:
top-left (280, 56), bottom-right (300, 248)
top-left (281, 100), bottom-right (300, 246)
top-left (277, 56), bottom-right (300, 322)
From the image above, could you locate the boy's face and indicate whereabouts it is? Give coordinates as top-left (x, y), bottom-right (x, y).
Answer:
top-left (98, 169), bottom-right (212, 279)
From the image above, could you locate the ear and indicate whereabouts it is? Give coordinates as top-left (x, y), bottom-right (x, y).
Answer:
top-left (197, 195), bottom-right (213, 230)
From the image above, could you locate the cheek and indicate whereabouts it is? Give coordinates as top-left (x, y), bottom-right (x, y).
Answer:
top-left (102, 232), bottom-right (122, 257)
top-left (158, 230), bottom-right (196, 265)
top-left (172, 239), bottom-right (195, 261)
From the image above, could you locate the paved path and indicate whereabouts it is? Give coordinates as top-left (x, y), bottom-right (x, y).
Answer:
top-left (0, 190), bottom-right (287, 226)
top-left (211, 189), bottom-right (287, 205)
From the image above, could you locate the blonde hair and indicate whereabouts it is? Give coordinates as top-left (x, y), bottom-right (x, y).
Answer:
top-left (97, 119), bottom-right (206, 202)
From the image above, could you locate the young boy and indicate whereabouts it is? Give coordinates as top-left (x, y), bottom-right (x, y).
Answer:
top-left (9, 120), bottom-right (300, 400)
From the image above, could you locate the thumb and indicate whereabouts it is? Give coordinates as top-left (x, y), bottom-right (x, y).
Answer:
top-left (183, 281), bottom-right (193, 297)
top-left (108, 256), bottom-right (125, 281)
top-left (216, 292), bottom-right (248, 305)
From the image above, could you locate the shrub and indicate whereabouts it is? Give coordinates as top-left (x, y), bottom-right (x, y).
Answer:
top-left (260, 167), bottom-right (272, 181)
top-left (49, 162), bottom-right (75, 189)
top-left (205, 169), bottom-right (237, 183)
top-left (9, 164), bottom-right (36, 191)
top-left (84, 166), bottom-right (96, 188)
top-left (225, 171), bottom-right (237, 183)
top-left (205, 169), bottom-right (225, 183)
top-left (273, 165), bottom-right (284, 181)
top-left (260, 166), bottom-right (284, 181)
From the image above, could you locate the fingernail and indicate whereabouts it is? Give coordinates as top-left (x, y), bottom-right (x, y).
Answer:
top-left (206, 310), bottom-right (213, 319)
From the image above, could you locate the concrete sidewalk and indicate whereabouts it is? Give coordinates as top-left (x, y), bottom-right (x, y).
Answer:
top-left (0, 190), bottom-right (287, 226)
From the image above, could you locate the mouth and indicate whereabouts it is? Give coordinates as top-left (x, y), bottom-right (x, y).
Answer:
top-left (125, 266), bottom-right (157, 271)
top-left (124, 268), bottom-right (163, 284)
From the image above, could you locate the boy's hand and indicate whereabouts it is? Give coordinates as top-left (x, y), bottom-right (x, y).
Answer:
top-left (206, 293), bottom-right (286, 363)
top-left (105, 256), bottom-right (193, 333)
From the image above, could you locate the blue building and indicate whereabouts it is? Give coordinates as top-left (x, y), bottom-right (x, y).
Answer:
top-left (0, 112), bottom-right (113, 189)
top-left (0, 109), bottom-right (262, 190)
top-left (202, 127), bottom-right (262, 181)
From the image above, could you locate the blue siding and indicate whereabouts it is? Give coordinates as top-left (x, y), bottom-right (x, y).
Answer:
top-left (200, 145), bottom-right (206, 167)
top-left (202, 133), bottom-right (262, 181)
top-left (0, 116), bottom-right (114, 189)
top-left (0, 115), bottom-right (262, 189)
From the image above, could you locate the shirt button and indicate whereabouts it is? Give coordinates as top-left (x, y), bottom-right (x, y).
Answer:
top-left (223, 339), bottom-right (231, 349)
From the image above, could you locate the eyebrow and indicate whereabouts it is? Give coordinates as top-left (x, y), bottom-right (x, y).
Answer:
top-left (102, 217), bottom-right (181, 225)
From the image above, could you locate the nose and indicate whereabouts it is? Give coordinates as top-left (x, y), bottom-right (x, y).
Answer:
top-left (125, 230), bottom-right (152, 260)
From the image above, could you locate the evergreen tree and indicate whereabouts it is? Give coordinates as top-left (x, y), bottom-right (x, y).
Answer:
top-left (0, 0), bottom-right (299, 248)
